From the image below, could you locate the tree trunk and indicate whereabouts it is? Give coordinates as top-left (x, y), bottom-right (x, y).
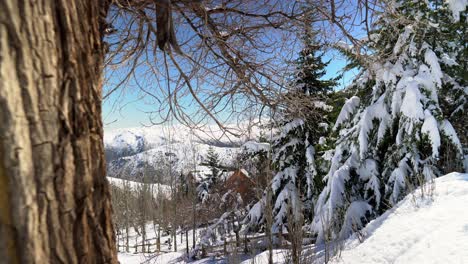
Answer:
top-left (0, 0), bottom-right (117, 263)
top-left (173, 202), bottom-right (177, 252)
top-left (185, 229), bottom-right (189, 255)
top-left (173, 228), bottom-right (177, 252)
top-left (157, 225), bottom-right (161, 252)
top-left (234, 218), bottom-right (240, 247)
top-left (223, 238), bottom-right (227, 255)
top-left (192, 200), bottom-right (196, 249)
top-left (243, 234), bottom-right (248, 253)
top-left (141, 223), bottom-right (146, 253)
top-left (126, 225), bottom-right (130, 253)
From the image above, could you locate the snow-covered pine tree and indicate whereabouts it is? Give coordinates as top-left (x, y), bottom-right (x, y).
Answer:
top-left (433, 0), bottom-right (468, 171)
top-left (196, 146), bottom-right (223, 204)
top-left (205, 146), bottom-right (221, 183)
top-left (244, 28), bottom-right (338, 232)
top-left (311, 0), bottom-right (467, 242)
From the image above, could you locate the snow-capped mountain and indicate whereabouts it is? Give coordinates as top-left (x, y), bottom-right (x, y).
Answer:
top-left (104, 123), bottom-right (263, 182)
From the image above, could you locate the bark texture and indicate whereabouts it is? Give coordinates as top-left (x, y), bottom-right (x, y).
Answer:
top-left (0, 0), bottom-right (117, 263)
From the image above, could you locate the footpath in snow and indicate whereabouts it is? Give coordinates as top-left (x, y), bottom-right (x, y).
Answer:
top-left (330, 172), bottom-right (468, 264)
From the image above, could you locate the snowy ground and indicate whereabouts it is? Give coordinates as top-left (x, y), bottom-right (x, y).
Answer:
top-left (329, 172), bottom-right (468, 264)
top-left (118, 247), bottom-right (290, 264)
top-left (116, 222), bottom-right (291, 264)
top-left (117, 172), bottom-right (468, 263)
top-left (116, 220), bottom-right (202, 263)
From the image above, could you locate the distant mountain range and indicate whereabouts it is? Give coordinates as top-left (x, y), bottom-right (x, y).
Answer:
top-left (104, 124), bottom-right (263, 183)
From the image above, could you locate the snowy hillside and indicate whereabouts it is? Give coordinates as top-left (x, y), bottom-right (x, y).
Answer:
top-left (104, 123), bottom-right (262, 150)
top-left (104, 124), bottom-right (263, 181)
top-left (106, 141), bottom-right (239, 182)
top-left (329, 172), bottom-right (468, 264)
top-left (107, 177), bottom-right (172, 198)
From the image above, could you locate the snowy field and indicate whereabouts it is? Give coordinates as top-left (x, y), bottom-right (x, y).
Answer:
top-left (117, 172), bottom-right (468, 263)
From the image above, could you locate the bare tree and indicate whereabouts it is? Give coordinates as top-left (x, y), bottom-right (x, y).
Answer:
top-left (104, 0), bottom-right (311, 135)
top-left (104, 0), bottom-right (384, 134)
top-left (110, 184), bottom-right (125, 251)
top-left (135, 174), bottom-right (153, 253)
top-left (110, 178), bottom-right (136, 253)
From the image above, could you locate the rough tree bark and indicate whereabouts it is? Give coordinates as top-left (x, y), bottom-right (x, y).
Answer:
top-left (0, 0), bottom-right (117, 263)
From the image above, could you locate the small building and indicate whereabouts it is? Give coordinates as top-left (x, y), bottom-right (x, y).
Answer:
top-left (224, 169), bottom-right (257, 205)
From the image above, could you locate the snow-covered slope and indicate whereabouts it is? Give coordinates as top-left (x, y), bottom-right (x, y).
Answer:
top-left (104, 124), bottom-right (262, 181)
top-left (106, 142), bottom-right (239, 181)
top-left (107, 177), bottom-right (172, 198)
top-left (330, 172), bottom-right (468, 264)
top-left (105, 123), bottom-right (262, 150)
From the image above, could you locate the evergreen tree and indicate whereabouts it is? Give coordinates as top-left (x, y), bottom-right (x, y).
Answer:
top-left (432, 0), bottom-right (467, 171)
top-left (311, 0), bottom-right (467, 242)
top-left (292, 29), bottom-right (337, 97)
top-left (205, 146), bottom-right (221, 183)
top-left (245, 29), bottom-right (338, 232)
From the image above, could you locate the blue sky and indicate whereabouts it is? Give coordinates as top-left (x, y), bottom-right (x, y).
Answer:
top-left (102, 0), bottom-right (369, 130)
top-left (102, 51), bottom-right (356, 130)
